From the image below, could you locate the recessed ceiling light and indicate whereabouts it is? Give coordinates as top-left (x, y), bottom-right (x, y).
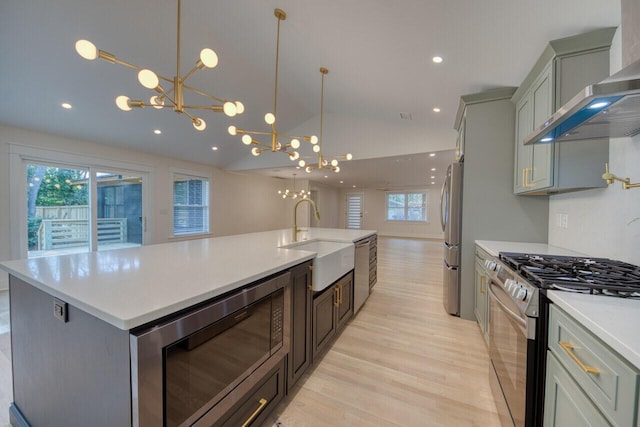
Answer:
top-left (430, 176), bottom-right (435, 179)
top-left (431, 168), bottom-right (436, 171)
top-left (352, 185), bottom-right (357, 188)
top-left (429, 153), bottom-right (436, 157)
top-left (340, 180), bottom-right (344, 184)
top-left (296, 166), bottom-right (300, 169)
top-left (61, 102), bottom-right (72, 109)
top-left (154, 129), bottom-right (162, 135)
top-left (431, 181), bottom-right (436, 185)
top-left (211, 146), bottom-right (218, 151)
top-left (324, 176), bottom-right (328, 179)
top-left (432, 56), bottom-right (443, 64)
top-left (433, 107), bottom-right (441, 113)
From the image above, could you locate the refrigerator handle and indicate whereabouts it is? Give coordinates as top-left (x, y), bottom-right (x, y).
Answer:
top-left (440, 176), bottom-right (448, 232)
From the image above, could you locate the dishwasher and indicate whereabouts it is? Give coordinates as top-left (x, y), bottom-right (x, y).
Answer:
top-left (354, 238), bottom-right (370, 313)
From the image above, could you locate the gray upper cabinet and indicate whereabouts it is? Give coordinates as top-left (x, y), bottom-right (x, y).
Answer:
top-left (513, 27), bottom-right (616, 195)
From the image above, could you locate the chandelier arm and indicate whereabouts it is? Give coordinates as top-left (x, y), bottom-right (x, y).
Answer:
top-left (242, 130), bottom-right (273, 137)
top-left (182, 84), bottom-right (225, 103)
top-left (181, 65), bottom-right (201, 83)
top-left (181, 105), bottom-right (225, 110)
top-left (279, 133), bottom-right (312, 140)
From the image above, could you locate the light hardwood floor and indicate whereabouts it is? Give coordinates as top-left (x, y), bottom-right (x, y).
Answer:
top-left (264, 237), bottom-right (501, 426)
top-left (0, 237), bottom-right (500, 426)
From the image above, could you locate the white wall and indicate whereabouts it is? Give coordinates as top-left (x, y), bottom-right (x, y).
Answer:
top-left (338, 187), bottom-right (443, 239)
top-left (548, 15), bottom-right (640, 265)
top-left (0, 124), bottom-right (294, 289)
top-left (309, 181), bottom-right (340, 228)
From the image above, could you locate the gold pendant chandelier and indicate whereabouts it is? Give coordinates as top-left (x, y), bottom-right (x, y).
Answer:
top-left (227, 9), bottom-right (316, 161)
top-left (278, 174), bottom-right (308, 199)
top-left (74, 0), bottom-right (243, 132)
top-left (298, 68), bottom-right (352, 173)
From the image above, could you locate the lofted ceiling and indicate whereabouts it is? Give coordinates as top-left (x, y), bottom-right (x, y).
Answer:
top-left (0, 0), bottom-right (620, 186)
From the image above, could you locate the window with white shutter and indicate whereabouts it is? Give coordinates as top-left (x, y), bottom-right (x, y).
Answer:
top-left (345, 193), bottom-right (363, 229)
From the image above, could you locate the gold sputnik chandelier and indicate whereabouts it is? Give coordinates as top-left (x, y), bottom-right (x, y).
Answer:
top-left (278, 174), bottom-right (309, 199)
top-left (74, 0), bottom-right (243, 132)
top-left (298, 68), bottom-right (352, 173)
top-left (227, 9), bottom-right (317, 160)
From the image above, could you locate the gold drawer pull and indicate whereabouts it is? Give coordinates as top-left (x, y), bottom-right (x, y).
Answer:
top-left (480, 275), bottom-right (486, 294)
top-left (334, 286), bottom-right (340, 307)
top-left (559, 341), bottom-right (600, 375)
top-left (241, 398), bottom-right (268, 427)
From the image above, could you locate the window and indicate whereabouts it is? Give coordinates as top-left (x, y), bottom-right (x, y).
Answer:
top-left (345, 193), bottom-right (363, 229)
top-left (386, 191), bottom-right (427, 222)
top-left (172, 173), bottom-right (210, 236)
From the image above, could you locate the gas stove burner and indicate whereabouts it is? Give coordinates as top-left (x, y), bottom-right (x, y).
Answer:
top-left (499, 252), bottom-right (640, 298)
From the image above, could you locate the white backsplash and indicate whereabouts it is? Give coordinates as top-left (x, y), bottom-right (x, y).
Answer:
top-left (548, 134), bottom-right (640, 265)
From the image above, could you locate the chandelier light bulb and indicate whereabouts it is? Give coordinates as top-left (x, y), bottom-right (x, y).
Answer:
top-left (251, 147), bottom-right (261, 156)
top-left (138, 69), bottom-right (159, 89)
top-left (313, 145), bottom-right (321, 153)
top-left (292, 194), bottom-right (298, 199)
top-left (310, 135), bottom-right (319, 144)
top-left (282, 194), bottom-right (287, 199)
top-left (322, 160), bottom-right (328, 166)
top-left (199, 48), bottom-right (219, 68)
top-left (334, 166), bottom-right (340, 173)
top-left (305, 166), bottom-right (312, 173)
top-left (192, 117), bottom-right (207, 131)
top-left (228, 125), bottom-right (237, 136)
top-left (290, 139), bottom-right (300, 149)
top-left (242, 134), bottom-right (253, 145)
top-left (75, 39), bottom-right (98, 60)
top-left (331, 159), bottom-right (338, 167)
top-left (223, 101), bottom-right (237, 117)
top-left (235, 101), bottom-right (245, 114)
top-left (115, 95), bottom-right (132, 111)
top-left (291, 151), bottom-right (300, 160)
top-left (278, 190), bottom-right (282, 195)
top-left (298, 160), bottom-right (306, 167)
top-left (150, 95), bottom-right (164, 109)
top-left (264, 113), bottom-right (276, 125)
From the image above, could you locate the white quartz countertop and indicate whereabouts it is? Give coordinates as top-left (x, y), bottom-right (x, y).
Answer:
top-left (0, 228), bottom-right (376, 330)
top-left (547, 291), bottom-right (640, 370)
top-left (475, 240), bottom-right (586, 258)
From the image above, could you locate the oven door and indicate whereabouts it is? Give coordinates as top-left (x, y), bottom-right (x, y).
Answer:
top-left (488, 281), bottom-right (529, 427)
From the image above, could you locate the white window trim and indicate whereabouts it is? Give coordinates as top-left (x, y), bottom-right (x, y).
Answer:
top-left (384, 190), bottom-right (429, 223)
top-left (9, 143), bottom-right (153, 259)
top-left (169, 167), bottom-right (213, 239)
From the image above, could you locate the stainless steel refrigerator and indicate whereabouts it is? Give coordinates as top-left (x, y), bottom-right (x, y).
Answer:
top-left (440, 161), bottom-right (463, 316)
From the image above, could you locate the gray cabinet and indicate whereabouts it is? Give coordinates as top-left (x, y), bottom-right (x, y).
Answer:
top-left (544, 351), bottom-right (610, 427)
top-left (513, 27), bottom-right (616, 195)
top-left (545, 304), bottom-right (640, 426)
top-left (369, 234), bottom-right (377, 290)
top-left (287, 260), bottom-right (313, 392)
top-left (473, 246), bottom-right (490, 344)
top-left (312, 272), bottom-right (354, 360)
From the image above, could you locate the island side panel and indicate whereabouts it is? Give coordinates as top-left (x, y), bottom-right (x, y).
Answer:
top-left (9, 275), bottom-right (132, 427)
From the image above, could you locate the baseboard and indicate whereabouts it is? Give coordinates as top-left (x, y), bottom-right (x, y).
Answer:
top-left (10, 403), bottom-right (31, 427)
top-left (377, 232), bottom-right (444, 240)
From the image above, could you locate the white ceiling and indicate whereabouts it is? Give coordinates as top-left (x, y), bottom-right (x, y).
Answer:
top-left (0, 0), bottom-right (620, 187)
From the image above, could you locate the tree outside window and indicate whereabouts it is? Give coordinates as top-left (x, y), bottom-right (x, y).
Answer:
top-left (386, 191), bottom-right (427, 222)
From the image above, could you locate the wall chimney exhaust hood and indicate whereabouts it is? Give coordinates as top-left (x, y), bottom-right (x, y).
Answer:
top-left (524, 58), bottom-right (640, 145)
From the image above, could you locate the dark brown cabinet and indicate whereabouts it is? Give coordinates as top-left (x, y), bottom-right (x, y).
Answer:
top-left (287, 260), bottom-right (313, 392)
top-left (312, 271), bottom-right (354, 360)
top-left (369, 235), bottom-right (377, 289)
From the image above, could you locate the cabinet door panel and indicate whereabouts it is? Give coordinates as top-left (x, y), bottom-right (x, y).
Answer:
top-left (544, 351), bottom-right (610, 427)
top-left (287, 261), bottom-right (312, 391)
top-left (336, 273), bottom-right (353, 330)
top-left (312, 287), bottom-right (336, 359)
top-left (514, 96), bottom-right (533, 193)
top-left (530, 64), bottom-right (553, 190)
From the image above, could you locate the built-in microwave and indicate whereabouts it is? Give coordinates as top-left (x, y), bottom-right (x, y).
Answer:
top-left (130, 271), bottom-right (290, 427)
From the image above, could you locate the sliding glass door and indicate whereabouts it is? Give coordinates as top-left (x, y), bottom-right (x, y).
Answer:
top-left (26, 162), bottom-right (146, 258)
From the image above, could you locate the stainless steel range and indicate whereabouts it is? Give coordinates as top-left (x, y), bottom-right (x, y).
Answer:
top-left (484, 252), bottom-right (640, 427)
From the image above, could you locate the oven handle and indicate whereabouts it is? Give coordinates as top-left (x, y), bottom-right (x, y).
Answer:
top-left (488, 282), bottom-right (526, 329)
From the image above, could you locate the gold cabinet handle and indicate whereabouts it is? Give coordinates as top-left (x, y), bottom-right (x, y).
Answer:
top-left (480, 275), bottom-right (486, 294)
top-left (523, 167), bottom-right (533, 188)
top-left (334, 286), bottom-right (340, 307)
top-left (339, 285), bottom-right (343, 305)
top-left (241, 398), bottom-right (268, 427)
top-left (559, 341), bottom-right (600, 375)
top-left (308, 265), bottom-right (314, 291)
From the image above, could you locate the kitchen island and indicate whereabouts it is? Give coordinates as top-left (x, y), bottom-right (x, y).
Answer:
top-left (0, 227), bottom-right (376, 427)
